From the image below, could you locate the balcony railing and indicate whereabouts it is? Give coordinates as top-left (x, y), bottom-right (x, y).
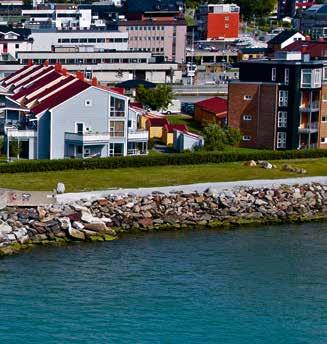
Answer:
top-left (298, 122), bottom-right (318, 133)
top-left (128, 129), bottom-right (149, 141)
top-left (65, 132), bottom-right (111, 143)
top-left (127, 149), bottom-right (147, 156)
top-left (6, 127), bottom-right (37, 138)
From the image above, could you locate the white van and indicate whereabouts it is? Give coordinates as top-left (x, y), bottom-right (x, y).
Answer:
top-left (161, 99), bottom-right (181, 115)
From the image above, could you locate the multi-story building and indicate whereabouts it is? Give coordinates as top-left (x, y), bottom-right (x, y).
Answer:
top-left (228, 51), bottom-right (327, 150)
top-left (0, 63), bottom-right (149, 160)
top-left (298, 4), bottom-right (327, 40)
top-left (277, 0), bottom-right (314, 19)
top-left (13, 47), bottom-right (181, 84)
top-left (118, 18), bottom-right (186, 63)
top-left (29, 29), bottom-right (128, 52)
top-left (0, 26), bottom-right (32, 60)
top-left (197, 3), bottom-right (240, 41)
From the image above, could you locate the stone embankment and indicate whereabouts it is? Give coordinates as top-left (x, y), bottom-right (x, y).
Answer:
top-left (0, 183), bottom-right (326, 256)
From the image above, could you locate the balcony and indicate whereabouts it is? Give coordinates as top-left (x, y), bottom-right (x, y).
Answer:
top-left (6, 127), bottom-right (37, 139)
top-left (127, 129), bottom-right (149, 141)
top-left (65, 132), bottom-right (111, 144)
top-left (298, 122), bottom-right (318, 134)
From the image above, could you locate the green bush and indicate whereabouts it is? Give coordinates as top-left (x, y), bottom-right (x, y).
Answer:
top-left (0, 149), bottom-right (326, 174)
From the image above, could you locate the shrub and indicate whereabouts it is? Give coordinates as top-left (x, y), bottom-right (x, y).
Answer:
top-left (225, 127), bottom-right (242, 147)
top-left (203, 123), bottom-right (227, 151)
top-left (0, 149), bottom-right (326, 174)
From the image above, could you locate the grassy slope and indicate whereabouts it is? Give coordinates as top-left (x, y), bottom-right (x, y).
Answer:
top-left (167, 115), bottom-right (204, 135)
top-left (0, 158), bottom-right (326, 192)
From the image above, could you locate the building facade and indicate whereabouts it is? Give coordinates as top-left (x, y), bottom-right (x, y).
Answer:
top-left (197, 3), bottom-right (240, 41)
top-left (118, 19), bottom-right (186, 63)
top-left (0, 63), bottom-right (149, 160)
top-left (228, 52), bottom-right (327, 150)
top-left (277, 0), bottom-right (313, 19)
top-left (299, 4), bottom-right (327, 40)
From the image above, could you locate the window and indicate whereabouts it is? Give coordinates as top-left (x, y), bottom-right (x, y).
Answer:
top-left (76, 123), bottom-right (84, 134)
top-left (272, 67), bottom-right (276, 81)
top-left (243, 115), bottom-right (252, 121)
top-left (323, 66), bottom-right (327, 81)
top-left (284, 68), bottom-right (289, 85)
top-left (244, 95), bottom-right (252, 100)
top-left (277, 132), bottom-right (287, 149)
top-left (225, 16), bottom-right (229, 21)
top-left (85, 99), bottom-right (92, 107)
top-left (301, 68), bottom-right (322, 88)
top-left (278, 111), bottom-right (287, 128)
top-left (321, 137), bottom-right (327, 143)
top-left (242, 135), bottom-right (251, 141)
top-left (15, 44), bottom-right (19, 49)
top-left (323, 93), bottom-right (327, 101)
top-left (322, 116), bottom-right (327, 122)
top-left (109, 121), bottom-right (125, 137)
top-left (225, 24), bottom-right (229, 29)
top-left (110, 96), bottom-right (125, 117)
top-left (279, 90), bottom-right (288, 107)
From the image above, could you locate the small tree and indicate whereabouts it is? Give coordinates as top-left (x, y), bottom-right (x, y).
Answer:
top-left (9, 139), bottom-right (22, 159)
top-left (136, 84), bottom-right (173, 111)
top-left (225, 127), bottom-right (242, 147)
top-left (203, 122), bottom-right (227, 151)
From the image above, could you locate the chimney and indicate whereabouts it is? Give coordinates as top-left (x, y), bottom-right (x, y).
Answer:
top-left (55, 62), bottom-right (62, 72)
top-left (76, 71), bottom-right (84, 81)
top-left (305, 35), bottom-right (311, 41)
top-left (91, 76), bottom-right (98, 86)
top-left (62, 68), bottom-right (67, 76)
top-left (27, 59), bottom-right (33, 67)
top-left (43, 59), bottom-right (49, 67)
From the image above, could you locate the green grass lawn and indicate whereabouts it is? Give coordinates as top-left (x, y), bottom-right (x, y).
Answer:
top-left (0, 158), bottom-right (326, 192)
top-left (167, 115), bottom-right (204, 135)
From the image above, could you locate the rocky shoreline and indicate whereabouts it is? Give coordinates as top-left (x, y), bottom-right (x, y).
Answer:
top-left (0, 182), bottom-right (326, 256)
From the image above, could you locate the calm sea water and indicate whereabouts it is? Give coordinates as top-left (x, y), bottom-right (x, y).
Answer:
top-left (0, 223), bottom-right (326, 344)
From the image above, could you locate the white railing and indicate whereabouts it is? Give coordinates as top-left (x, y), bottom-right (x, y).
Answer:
top-left (298, 122), bottom-right (318, 133)
top-left (128, 129), bottom-right (149, 141)
top-left (127, 149), bottom-right (147, 156)
top-left (65, 132), bottom-right (111, 143)
top-left (6, 127), bottom-right (37, 138)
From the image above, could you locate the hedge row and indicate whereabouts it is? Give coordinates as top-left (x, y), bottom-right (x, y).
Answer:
top-left (1, 149), bottom-right (326, 174)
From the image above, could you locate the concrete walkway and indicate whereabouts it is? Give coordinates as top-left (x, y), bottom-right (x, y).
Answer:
top-left (57, 176), bottom-right (327, 203)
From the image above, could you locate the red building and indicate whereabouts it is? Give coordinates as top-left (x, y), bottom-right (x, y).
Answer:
top-left (198, 3), bottom-right (240, 40)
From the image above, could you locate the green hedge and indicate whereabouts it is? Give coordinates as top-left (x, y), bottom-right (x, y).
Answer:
top-left (0, 149), bottom-right (326, 174)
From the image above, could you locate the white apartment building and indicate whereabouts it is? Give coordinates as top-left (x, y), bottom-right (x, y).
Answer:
top-left (29, 30), bottom-right (128, 52)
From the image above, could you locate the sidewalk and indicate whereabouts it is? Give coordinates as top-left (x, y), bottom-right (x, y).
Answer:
top-left (57, 176), bottom-right (327, 203)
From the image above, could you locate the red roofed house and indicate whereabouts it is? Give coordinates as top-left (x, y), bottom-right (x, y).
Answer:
top-left (145, 117), bottom-right (169, 139)
top-left (1, 63), bottom-right (149, 160)
top-left (194, 97), bottom-right (227, 127)
top-left (282, 39), bottom-right (327, 59)
top-left (162, 124), bottom-right (188, 145)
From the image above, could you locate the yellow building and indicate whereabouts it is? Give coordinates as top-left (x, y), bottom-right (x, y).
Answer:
top-left (162, 124), bottom-right (188, 145)
top-left (145, 117), bottom-right (169, 139)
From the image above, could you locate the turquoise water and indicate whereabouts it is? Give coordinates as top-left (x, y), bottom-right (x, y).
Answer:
top-left (0, 223), bottom-right (326, 343)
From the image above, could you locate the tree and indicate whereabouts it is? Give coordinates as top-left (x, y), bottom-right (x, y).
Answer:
top-left (9, 139), bottom-right (22, 159)
top-left (203, 122), bottom-right (227, 151)
top-left (225, 127), bottom-right (242, 146)
top-left (136, 84), bottom-right (173, 111)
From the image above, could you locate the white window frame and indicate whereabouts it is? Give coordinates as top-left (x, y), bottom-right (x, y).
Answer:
top-left (84, 147), bottom-right (91, 157)
top-left (242, 135), bottom-right (251, 141)
top-left (277, 111), bottom-right (287, 128)
top-left (321, 137), bottom-right (327, 144)
top-left (323, 66), bottom-right (327, 82)
top-left (243, 115), bottom-right (252, 121)
top-left (279, 90), bottom-right (288, 107)
top-left (301, 68), bottom-right (322, 88)
top-left (284, 68), bottom-right (289, 85)
top-left (244, 95), bottom-right (252, 101)
top-left (272, 67), bottom-right (276, 82)
top-left (277, 132), bottom-right (287, 149)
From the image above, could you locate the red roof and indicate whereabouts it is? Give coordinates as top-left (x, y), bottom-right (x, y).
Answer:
top-left (25, 75), bottom-right (75, 105)
top-left (164, 124), bottom-right (188, 133)
top-left (146, 117), bottom-right (169, 127)
top-left (6, 65), bottom-right (43, 87)
top-left (12, 70), bottom-right (62, 100)
top-left (283, 40), bottom-right (327, 58)
top-left (1, 64), bottom-right (31, 84)
top-left (196, 97), bottom-right (227, 115)
top-left (12, 66), bottom-right (53, 91)
top-left (31, 79), bottom-right (90, 115)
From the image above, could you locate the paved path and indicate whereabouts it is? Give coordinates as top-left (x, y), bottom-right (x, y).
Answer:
top-left (57, 176), bottom-right (327, 203)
